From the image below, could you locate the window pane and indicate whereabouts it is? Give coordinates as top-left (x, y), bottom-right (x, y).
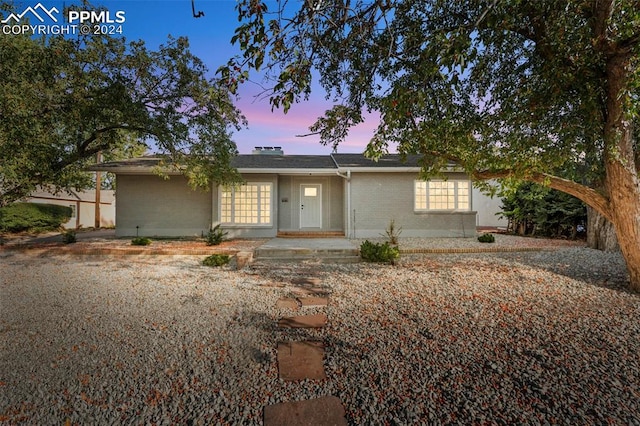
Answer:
top-left (457, 181), bottom-right (470, 210)
top-left (221, 189), bottom-right (232, 223)
top-left (429, 181), bottom-right (454, 209)
top-left (415, 181), bottom-right (427, 210)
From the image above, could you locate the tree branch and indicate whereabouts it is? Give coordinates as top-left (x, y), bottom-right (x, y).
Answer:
top-left (591, 0), bottom-right (615, 51)
top-left (474, 169), bottom-right (612, 221)
top-left (616, 31), bottom-right (640, 54)
top-left (78, 124), bottom-right (149, 155)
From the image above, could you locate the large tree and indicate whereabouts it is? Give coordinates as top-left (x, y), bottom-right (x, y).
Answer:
top-left (220, 0), bottom-right (640, 290)
top-left (0, 22), bottom-right (244, 206)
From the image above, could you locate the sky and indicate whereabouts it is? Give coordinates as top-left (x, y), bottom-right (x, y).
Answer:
top-left (5, 0), bottom-right (379, 155)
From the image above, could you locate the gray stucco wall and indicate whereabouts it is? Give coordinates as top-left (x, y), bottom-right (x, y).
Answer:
top-left (349, 172), bottom-right (477, 238)
top-left (115, 174), bottom-right (211, 237)
top-left (472, 184), bottom-right (509, 228)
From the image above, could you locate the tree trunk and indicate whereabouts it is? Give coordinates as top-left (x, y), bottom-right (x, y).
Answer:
top-left (603, 53), bottom-right (640, 291)
top-left (607, 185), bottom-right (640, 291)
top-left (586, 206), bottom-right (619, 252)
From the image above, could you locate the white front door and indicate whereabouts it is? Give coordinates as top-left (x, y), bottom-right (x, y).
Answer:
top-left (300, 184), bottom-right (322, 228)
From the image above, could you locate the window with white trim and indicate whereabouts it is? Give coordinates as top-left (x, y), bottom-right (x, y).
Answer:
top-left (220, 183), bottom-right (272, 225)
top-left (414, 180), bottom-right (470, 211)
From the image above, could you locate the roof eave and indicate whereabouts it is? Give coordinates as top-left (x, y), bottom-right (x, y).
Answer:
top-left (236, 168), bottom-right (338, 175)
top-left (336, 166), bottom-right (465, 173)
top-left (88, 166), bottom-right (181, 175)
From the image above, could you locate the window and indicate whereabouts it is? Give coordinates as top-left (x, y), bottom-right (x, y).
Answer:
top-left (304, 187), bottom-right (317, 197)
top-left (415, 180), bottom-right (470, 211)
top-left (220, 183), bottom-right (272, 225)
top-left (69, 204), bottom-right (77, 218)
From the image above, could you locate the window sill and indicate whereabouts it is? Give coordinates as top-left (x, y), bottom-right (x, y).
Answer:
top-left (220, 224), bottom-right (273, 228)
top-left (414, 210), bottom-right (474, 214)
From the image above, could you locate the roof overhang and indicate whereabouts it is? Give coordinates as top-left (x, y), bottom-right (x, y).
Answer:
top-left (237, 168), bottom-right (338, 175)
top-left (338, 167), bottom-right (422, 173)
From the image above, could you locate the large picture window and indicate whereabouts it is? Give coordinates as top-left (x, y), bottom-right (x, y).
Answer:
top-left (415, 180), bottom-right (470, 211)
top-left (220, 183), bottom-right (272, 225)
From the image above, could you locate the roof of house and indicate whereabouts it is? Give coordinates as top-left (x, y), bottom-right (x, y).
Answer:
top-left (89, 156), bottom-right (162, 171)
top-left (331, 153), bottom-right (422, 168)
top-left (233, 154), bottom-right (337, 169)
top-left (29, 188), bottom-right (115, 203)
top-left (89, 153), bottom-right (433, 173)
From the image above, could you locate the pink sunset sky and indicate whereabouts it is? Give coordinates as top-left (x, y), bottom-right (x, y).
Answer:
top-left (232, 87), bottom-right (381, 155)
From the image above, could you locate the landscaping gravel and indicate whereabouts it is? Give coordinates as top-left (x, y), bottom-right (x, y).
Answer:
top-left (1, 246), bottom-right (638, 424)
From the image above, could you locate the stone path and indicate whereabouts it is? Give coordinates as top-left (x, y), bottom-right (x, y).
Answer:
top-left (278, 313), bottom-right (328, 329)
top-left (276, 341), bottom-right (326, 381)
top-left (264, 396), bottom-right (348, 426)
top-left (263, 268), bottom-right (347, 425)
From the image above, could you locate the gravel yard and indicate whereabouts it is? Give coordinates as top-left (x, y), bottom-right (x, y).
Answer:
top-left (1, 244), bottom-right (638, 424)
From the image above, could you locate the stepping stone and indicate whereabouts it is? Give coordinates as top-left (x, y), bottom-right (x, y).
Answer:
top-left (291, 287), bottom-right (330, 297)
top-left (235, 251), bottom-right (253, 269)
top-left (276, 297), bottom-right (299, 309)
top-left (264, 396), bottom-right (347, 426)
top-left (259, 282), bottom-right (287, 288)
top-left (290, 277), bottom-right (329, 296)
top-left (291, 277), bottom-right (322, 286)
top-left (277, 341), bottom-right (326, 381)
top-left (298, 297), bottom-right (329, 308)
top-left (278, 314), bottom-right (328, 329)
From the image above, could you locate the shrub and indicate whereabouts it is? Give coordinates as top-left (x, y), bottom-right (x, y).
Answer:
top-left (499, 181), bottom-right (586, 239)
top-left (0, 203), bottom-right (72, 233)
top-left (202, 254), bottom-right (230, 267)
top-left (381, 219), bottom-right (402, 245)
top-left (205, 224), bottom-right (228, 246)
top-left (62, 229), bottom-right (77, 244)
top-left (360, 240), bottom-right (400, 264)
top-left (131, 237), bottom-right (152, 246)
top-left (478, 233), bottom-right (496, 243)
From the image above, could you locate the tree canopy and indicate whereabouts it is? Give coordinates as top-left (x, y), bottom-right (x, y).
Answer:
top-left (0, 22), bottom-right (244, 206)
top-left (221, 0), bottom-right (640, 290)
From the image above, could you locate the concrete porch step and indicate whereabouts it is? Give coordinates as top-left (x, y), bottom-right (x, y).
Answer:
top-left (254, 248), bottom-right (360, 264)
top-left (254, 238), bottom-right (360, 264)
top-left (277, 231), bottom-right (345, 238)
top-left (254, 254), bottom-right (361, 264)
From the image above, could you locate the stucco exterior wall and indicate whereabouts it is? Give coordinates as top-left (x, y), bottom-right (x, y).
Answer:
top-left (115, 175), bottom-right (211, 237)
top-left (27, 191), bottom-right (115, 229)
top-left (349, 172), bottom-right (477, 238)
top-left (472, 184), bottom-right (509, 228)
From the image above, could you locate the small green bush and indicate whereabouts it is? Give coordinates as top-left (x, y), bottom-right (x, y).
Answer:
top-left (478, 233), bottom-right (496, 243)
top-left (360, 240), bottom-right (400, 264)
top-left (62, 229), bottom-right (77, 244)
top-left (202, 254), bottom-right (230, 267)
top-left (0, 203), bottom-right (72, 233)
top-left (131, 237), bottom-right (152, 246)
top-left (205, 224), bottom-right (228, 246)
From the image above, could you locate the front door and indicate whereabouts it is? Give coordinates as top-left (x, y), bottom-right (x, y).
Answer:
top-left (300, 184), bottom-right (322, 228)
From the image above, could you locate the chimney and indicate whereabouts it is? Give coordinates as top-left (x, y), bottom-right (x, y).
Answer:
top-left (252, 146), bottom-right (283, 155)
